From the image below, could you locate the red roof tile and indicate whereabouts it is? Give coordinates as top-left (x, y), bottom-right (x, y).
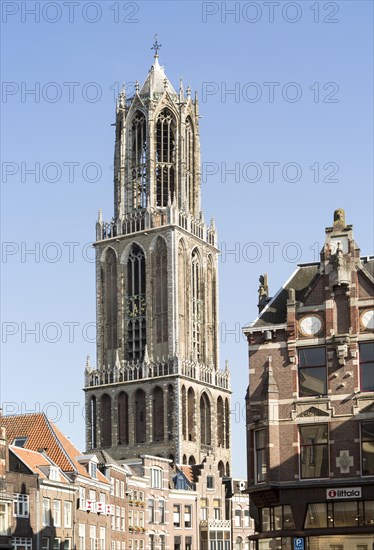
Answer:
top-left (2, 413), bottom-right (74, 472)
top-left (2, 413), bottom-right (108, 484)
top-left (10, 446), bottom-right (68, 483)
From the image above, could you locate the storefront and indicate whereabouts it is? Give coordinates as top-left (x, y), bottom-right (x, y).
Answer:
top-left (249, 482), bottom-right (374, 550)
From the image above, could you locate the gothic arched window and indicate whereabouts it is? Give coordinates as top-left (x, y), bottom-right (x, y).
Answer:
top-left (100, 394), bottom-right (112, 448)
top-left (104, 248), bottom-right (118, 355)
top-left (200, 392), bottom-right (211, 445)
top-left (217, 396), bottom-right (224, 447)
top-left (191, 248), bottom-right (202, 361)
top-left (118, 391), bottom-right (129, 445)
top-left (154, 238), bottom-right (168, 349)
top-left (126, 244), bottom-right (146, 361)
top-left (152, 386), bottom-right (164, 442)
top-left (132, 112), bottom-right (147, 209)
top-left (167, 384), bottom-right (174, 440)
top-left (181, 385), bottom-right (187, 440)
top-left (225, 398), bottom-right (230, 448)
top-left (135, 389), bottom-right (146, 444)
top-left (90, 396), bottom-right (97, 449)
top-left (178, 240), bottom-right (188, 357)
top-left (155, 108), bottom-right (176, 207)
top-left (185, 117), bottom-right (194, 212)
top-left (207, 255), bottom-right (216, 366)
top-left (187, 387), bottom-right (195, 442)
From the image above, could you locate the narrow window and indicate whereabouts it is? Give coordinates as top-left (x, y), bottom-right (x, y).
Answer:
top-left (135, 389), bottom-right (146, 444)
top-left (173, 504), bottom-right (181, 527)
top-left (298, 347), bottom-right (327, 397)
top-left (254, 429), bottom-right (267, 483)
top-left (187, 388), bottom-right (195, 442)
top-left (200, 393), bottom-right (211, 445)
top-left (360, 342), bottom-right (374, 391)
top-left (152, 387), bottom-right (164, 442)
top-left (118, 391), bottom-right (129, 445)
top-left (184, 505), bottom-right (192, 528)
top-left (191, 249), bottom-right (202, 360)
top-left (156, 108), bottom-right (176, 207)
top-left (148, 500), bottom-right (155, 523)
top-left (131, 112), bottom-right (147, 209)
top-left (100, 393), bottom-right (112, 447)
top-left (361, 420), bottom-right (374, 475)
top-left (217, 396), bottom-right (224, 447)
top-left (126, 245), bottom-right (146, 361)
top-left (185, 117), bottom-right (194, 212)
top-left (300, 424), bottom-right (329, 478)
top-left (104, 248), bottom-right (118, 356)
top-left (154, 238), bottom-right (168, 348)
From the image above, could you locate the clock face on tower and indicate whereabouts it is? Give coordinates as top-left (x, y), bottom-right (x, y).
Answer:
top-left (360, 309), bottom-right (374, 331)
top-left (299, 315), bottom-right (323, 337)
top-left (126, 296), bottom-right (146, 317)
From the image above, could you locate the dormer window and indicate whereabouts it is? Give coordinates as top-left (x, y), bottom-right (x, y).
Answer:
top-left (13, 437), bottom-right (27, 448)
top-left (49, 467), bottom-right (59, 481)
top-left (76, 455), bottom-right (98, 479)
top-left (151, 467), bottom-right (163, 489)
top-left (90, 462), bottom-right (97, 479)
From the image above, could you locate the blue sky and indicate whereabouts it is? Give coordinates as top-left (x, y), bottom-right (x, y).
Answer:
top-left (1, 1), bottom-right (373, 477)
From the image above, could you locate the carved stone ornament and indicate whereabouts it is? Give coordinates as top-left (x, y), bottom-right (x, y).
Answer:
top-left (336, 450), bottom-right (353, 474)
top-left (298, 406), bottom-right (330, 418)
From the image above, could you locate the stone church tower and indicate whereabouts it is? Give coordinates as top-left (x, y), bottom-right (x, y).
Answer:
top-left (84, 47), bottom-right (231, 475)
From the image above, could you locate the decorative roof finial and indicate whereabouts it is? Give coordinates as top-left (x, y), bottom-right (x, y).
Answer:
top-left (151, 34), bottom-right (162, 58)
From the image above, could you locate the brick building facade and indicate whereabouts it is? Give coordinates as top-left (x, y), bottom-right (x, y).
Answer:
top-left (244, 210), bottom-right (374, 550)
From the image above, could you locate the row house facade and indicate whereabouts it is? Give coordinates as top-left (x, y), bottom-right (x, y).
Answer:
top-left (244, 210), bottom-right (374, 550)
top-left (1, 413), bottom-right (254, 549)
top-left (1, 413), bottom-right (113, 549)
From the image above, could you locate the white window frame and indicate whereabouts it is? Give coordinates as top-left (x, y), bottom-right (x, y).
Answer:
top-left (99, 527), bottom-right (106, 550)
top-left (150, 467), bottom-right (163, 489)
top-left (78, 524), bottom-right (85, 550)
top-left (42, 498), bottom-right (51, 526)
top-left (13, 538), bottom-right (32, 550)
top-left (89, 525), bottom-right (96, 550)
top-left (173, 504), bottom-right (181, 527)
top-left (53, 500), bottom-right (61, 527)
top-left (13, 494), bottom-right (29, 518)
top-left (184, 505), bottom-right (192, 528)
top-left (64, 501), bottom-right (72, 528)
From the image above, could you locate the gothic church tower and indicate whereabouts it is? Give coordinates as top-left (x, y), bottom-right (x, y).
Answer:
top-left (84, 46), bottom-right (231, 475)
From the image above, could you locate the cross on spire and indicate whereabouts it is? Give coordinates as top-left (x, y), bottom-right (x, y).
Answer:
top-left (151, 34), bottom-right (162, 57)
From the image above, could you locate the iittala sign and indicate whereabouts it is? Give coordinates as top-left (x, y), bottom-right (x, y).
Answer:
top-left (326, 487), bottom-right (361, 499)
